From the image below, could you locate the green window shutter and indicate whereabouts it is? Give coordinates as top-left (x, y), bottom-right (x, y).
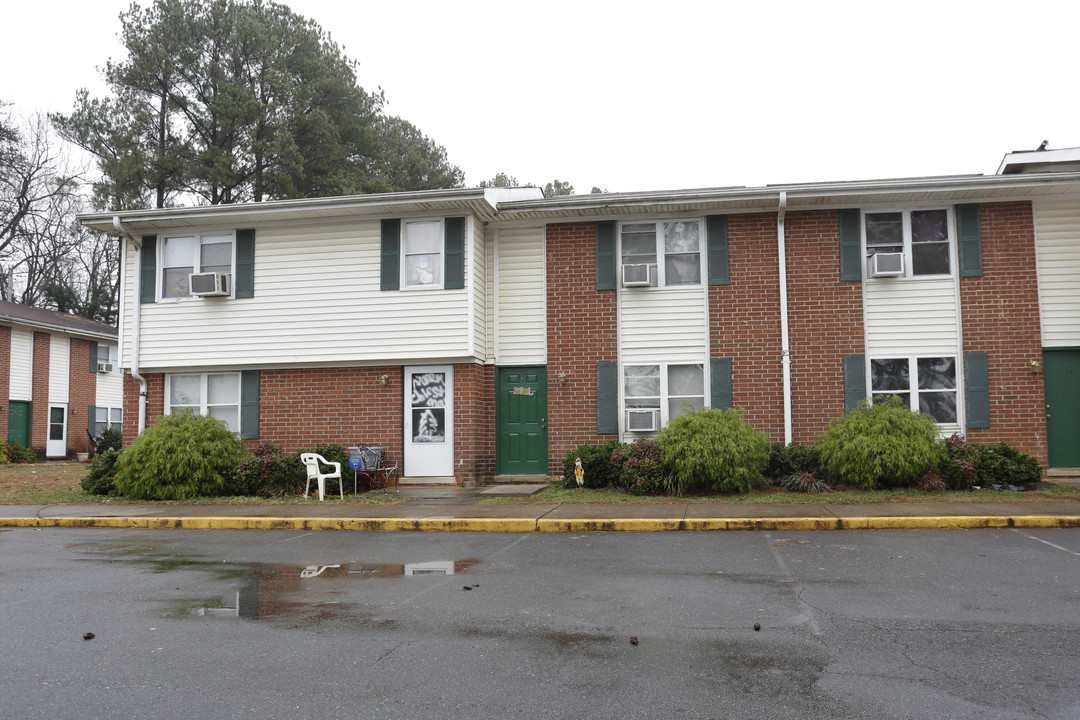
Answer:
top-left (965, 352), bottom-right (990, 428)
top-left (595, 221), bottom-right (616, 291)
top-left (240, 370), bottom-right (260, 440)
top-left (444, 217), bottom-right (466, 289)
top-left (843, 354), bottom-right (866, 412)
top-left (88, 405), bottom-right (96, 437)
top-left (140, 235), bottom-right (157, 303)
top-left (89, 342), bottom-right (98, 372)
top-left (380, 219), bottom-right (401, 291)
top-left (235, 229), bottom-right (255, 298)
top-left (596, 361), bottom-right (618, 434)
top-left (710, 358), bottom-right (733, 409)
top-left (957, 204), bottom-right (983, 277)
top-left (838, 209), bottom-right (862, 282)
top-left (706, 215), bottom-right (730, 286)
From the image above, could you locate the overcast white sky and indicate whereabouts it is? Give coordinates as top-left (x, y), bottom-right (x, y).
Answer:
top-left (3, 0), bottom-right (1077, 194)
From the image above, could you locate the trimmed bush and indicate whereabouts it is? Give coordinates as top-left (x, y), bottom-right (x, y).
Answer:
top-left (561, 440), bottom-right (623, 489)
top-left (81, 450), bottom-right (121, 495)
top-left (612, 438), bottom-right (666, 495)
top-left (975, 442), bottom-right (1043, 488)
top-left (112, 413), bottom-right (244, 500)
top-left (5, 442), bottom-right (36, 464)
top-left (939, 434), bottom-right (979, 490)
top-left (657, 407), bottom-right (771, 495)
top-left (816, 396), bottom-right (944, 489)
top-left (93, 428), bottom-right (124, 456)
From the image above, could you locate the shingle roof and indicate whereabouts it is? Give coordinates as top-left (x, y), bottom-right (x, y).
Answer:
top-left (0, 301), bottom-right (117, 340)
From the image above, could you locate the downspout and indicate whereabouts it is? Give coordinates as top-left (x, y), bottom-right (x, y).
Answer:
top-left (777, 192), bottom-right (793, 445)
top-left (112, 217), bottom-right (148, 434)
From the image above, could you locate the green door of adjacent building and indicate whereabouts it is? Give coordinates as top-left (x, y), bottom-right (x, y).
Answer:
top-left (1044, 349), bottom-right (1080, 468)
top-left (496, 367), bottom-right (548, 476)
top-left (7, 401), bottom-right (31, 448)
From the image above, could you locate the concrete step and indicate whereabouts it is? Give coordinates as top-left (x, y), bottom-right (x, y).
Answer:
top-left (493, 475), bottom-right (551, 484)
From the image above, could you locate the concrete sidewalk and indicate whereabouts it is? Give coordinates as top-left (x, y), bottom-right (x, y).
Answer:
top-left (3, 484), bottom-right (1080, 532)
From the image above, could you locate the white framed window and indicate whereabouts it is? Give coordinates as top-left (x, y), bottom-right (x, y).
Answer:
top-left (160, 232), bottom-right (234, 299)
top-left (620, 219), bottom-right (703, 287)
top-left (624, 362), bottom-right (706, 430)
top-left (864, 208), bottom-right (952, 278)
top-left (167, 372), bottom-right (241, 432)
top-left (97, 344), bottom-right (118, 374)
top-left (93, 407), bottom-right (123, 437)
top-left (870, 356), bottom-right (957, 424)
top-left (403, 220), bottom-right (443, 289)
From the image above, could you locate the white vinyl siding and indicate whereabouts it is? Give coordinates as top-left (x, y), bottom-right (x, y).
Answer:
top-left (1034, 198), bottom-right (1080, 347)
top-left (122, 219), bottom-right (479, 370)
top-left (471, 219), bottom-right (487, 359)
top-left (8, 328), bottom-right (33, 401)
top-left (495, 226), bottom-right (546, 364)
top-left (620, 286), bottom-right (708, 364)
top-left (95, 372), bottom-right (124, 412)
top-left (48, 335), bottom-right (69, 403)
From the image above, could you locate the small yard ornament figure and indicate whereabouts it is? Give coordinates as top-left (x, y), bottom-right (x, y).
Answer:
top-left (574, 457), bottom-right (584, 487)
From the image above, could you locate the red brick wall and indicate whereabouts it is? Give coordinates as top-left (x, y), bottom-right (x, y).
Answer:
top-left (710, 213), bottom-right (785, 440)
top-left (786, 210), bottom-right (865, 444)
top-left (0, 325), bottom-right (10, 441)
top-left (546, 222), bottom-right (618, 472)
top-left (960, 201), bottom-right (1047, 463)
top-left (124, 363), bottom-right (496, 484)
top-left (30, 332), bottom-right (50, 456)
top-left (67, 338), bottom-right (96, 456)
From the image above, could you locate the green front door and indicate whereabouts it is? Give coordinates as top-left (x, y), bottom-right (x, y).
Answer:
top-left (7, 401), bottom-right (30, 448)
top-left (1045, 349), bottom-right (1080, 467)
top-left (496, 367), bottom-right (548, 475)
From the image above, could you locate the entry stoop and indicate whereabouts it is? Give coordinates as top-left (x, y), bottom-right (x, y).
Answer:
top-left (1045, 469), bottom-right (1080, 488)
top-left (493, 475), bottom-right (551, 484)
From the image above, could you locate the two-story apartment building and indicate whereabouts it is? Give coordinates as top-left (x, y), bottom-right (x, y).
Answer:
top-left (78, 148), bottom-right (1080, 483)
top-left (0, 301), bottom-right (122, 459)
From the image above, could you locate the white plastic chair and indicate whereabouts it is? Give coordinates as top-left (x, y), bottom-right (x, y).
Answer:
top-left (300, 453), bottom-right (343, 501)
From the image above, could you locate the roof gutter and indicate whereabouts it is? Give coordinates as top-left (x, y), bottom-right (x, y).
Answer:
top-left (777, 192), bottom-right (792, 445)
top-left (113, 216), bottom-right (147, 435)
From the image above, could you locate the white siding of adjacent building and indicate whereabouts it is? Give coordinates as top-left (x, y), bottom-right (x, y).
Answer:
top-left (495, 227), bottom-right (546, 365)
top-left (471, 218), bottom-right (486, 359)
top-left (8, 328), bottom-right (33, 401)
top-left (122, 218), bottom-right (481, 371)
top-left (48, 334), bottom-right (69, 403)
top-left (95, 372), bottom-right (123, 410)
top-left (863, 276), bottom-right (961, 435)
top-left (619, 287), bottom-right (708, 364)
top-left (1034, 198), bottom-right (1080, 348)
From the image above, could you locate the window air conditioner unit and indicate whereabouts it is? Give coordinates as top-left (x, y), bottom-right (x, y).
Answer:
top-left (190, 272), bottom-right (230, 296)
top-left (621, 263), bottom-right (656, 288)
top-left (626, 409), bottom-right (659, 432)
top-left (869, 252), bottom-right (905, 278)
top-left (96, 362), bottom-right (113, 374)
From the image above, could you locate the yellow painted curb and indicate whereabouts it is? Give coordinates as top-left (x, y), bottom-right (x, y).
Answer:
top-left (2, 515), bottom-right (1079, 532)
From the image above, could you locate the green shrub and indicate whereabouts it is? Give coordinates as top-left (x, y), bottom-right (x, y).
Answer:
top-left (81, 450), bottom-right (121, 495)
top-left (612, 438), bottom-right (666, 495)
top-left (767, 442), bottom-right (822, 482)
top-left (227, 442), bottom-right (300, 496)
top-left (112, 413), bottom-right (244, 500)
top-left (657, 407), bottom-right (771, 495)
top-left (816, 396), bottom-right (944, 489)
top-left (5, 442), bottom-right (36, 464)
top-left (561, 440), bottom-right (623, 489)
top-left (975, 442), bottom-right (1043, 488)
top-left (939, 434), bottom-right (979, 490)
top-left (92, 428), bottom-right (124, 456)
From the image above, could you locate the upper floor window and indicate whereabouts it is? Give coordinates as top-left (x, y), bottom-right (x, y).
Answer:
top-left (95, 344), bottom-right (118, 374)
top-left (864, 209), bottom-right (951, 278)
top-left (620, 220), bottom-right (702, 287)
top-left (161, 233), bottom-right (233, 299)
top-left (404, 220), bottom-right (443, 289)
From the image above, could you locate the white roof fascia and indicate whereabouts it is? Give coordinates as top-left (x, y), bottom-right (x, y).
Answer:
top-left (997, 147), bottom-right (1080, 174)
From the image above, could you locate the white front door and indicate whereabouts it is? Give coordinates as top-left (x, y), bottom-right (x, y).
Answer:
top-left (46, 404), bottom-right (67, 458)
top-left (403, 366), bottom-right (453, 478)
